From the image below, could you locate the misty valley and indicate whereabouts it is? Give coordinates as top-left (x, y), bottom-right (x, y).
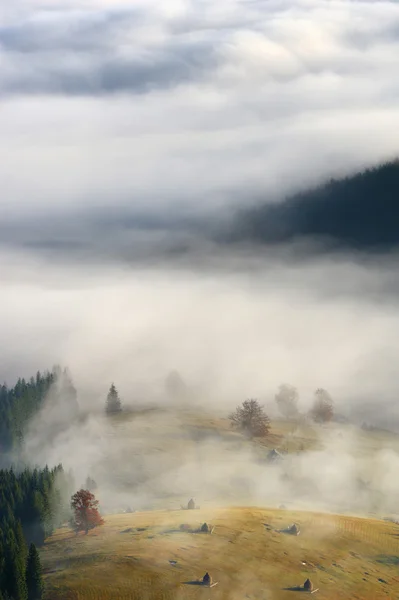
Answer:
top-left (2, 0), bottom-right (399, 597)
top-left (2, 366), bottom-right (399, 599)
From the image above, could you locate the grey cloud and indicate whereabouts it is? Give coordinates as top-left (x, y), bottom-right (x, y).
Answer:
top-left (2, 41), bottom-right (219, 96)
top-left (0, 11), bottom-right (136, 53)
top-left (1, 0), bottom-right (399, 97)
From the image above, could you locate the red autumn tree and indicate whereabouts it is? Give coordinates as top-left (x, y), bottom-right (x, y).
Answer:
top-left (70, 489), bottom-right (104, 534)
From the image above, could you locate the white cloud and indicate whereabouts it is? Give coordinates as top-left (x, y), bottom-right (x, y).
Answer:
top-left (0, 0), bottom-right (398, 213)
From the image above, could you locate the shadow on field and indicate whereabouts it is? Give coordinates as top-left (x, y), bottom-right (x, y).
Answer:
top-left (376, 555), bottom-right (399, 566)
top-left (283, 587), bottom-right (318, 594)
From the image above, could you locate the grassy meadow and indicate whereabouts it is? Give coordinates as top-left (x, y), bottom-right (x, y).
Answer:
top-left (41, 506), bottom-right (399, 600)
top-left (40, 412), bottom-right (399, 599)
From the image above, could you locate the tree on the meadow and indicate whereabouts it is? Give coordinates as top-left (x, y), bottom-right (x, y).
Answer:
top-left (70, 490), bottom-right (104, 535)
top-left (275, 384), bottom-right (299, 419)
top-left (229, 399), bottom-right (270, 438)
top-left (105, 384), bottom-right (122, 415)
top-left (310, 388), bottom-right (334, 423)
top-left (26, 544), bottom-right (43, 600)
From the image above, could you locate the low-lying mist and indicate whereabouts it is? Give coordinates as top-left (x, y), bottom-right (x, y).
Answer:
top-left (3, 238), bottom-right (399, 520)
top-left (22, 399), bottom-right (399, 520)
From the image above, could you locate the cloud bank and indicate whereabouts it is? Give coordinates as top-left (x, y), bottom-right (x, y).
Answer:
top-left (1, 0), bottom-right (399, 220)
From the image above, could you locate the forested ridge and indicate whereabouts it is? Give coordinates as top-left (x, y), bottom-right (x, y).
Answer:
top-left (0, 463), bottom-right (75, 599)
top-left (0, 367), bottom-right (78, 457)
top-left (0, 367), bottom-right (77, 599)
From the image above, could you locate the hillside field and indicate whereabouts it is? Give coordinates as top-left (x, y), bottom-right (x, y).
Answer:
top-left (41, 506), bottom-right (399, 600)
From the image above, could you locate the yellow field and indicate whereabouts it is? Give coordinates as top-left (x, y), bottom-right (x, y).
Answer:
top-left (41, 507), bottom-right (399, 600)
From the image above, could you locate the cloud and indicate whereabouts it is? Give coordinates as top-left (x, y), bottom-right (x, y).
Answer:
top-left (1, 0), bottom-right (399, 433)
top-left (1, 0), bottom-right (399, 221)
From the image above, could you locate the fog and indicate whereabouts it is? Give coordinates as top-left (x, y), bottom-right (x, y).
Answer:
top-left (2, 0), bottom-right (399, 522)
top-left (1, 243), bottom-right (399, 519)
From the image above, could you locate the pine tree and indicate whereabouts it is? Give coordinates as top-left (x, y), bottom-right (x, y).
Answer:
top-left (105, 384), bottom-right (122, 415)
top-left (25, 544), bottom-right (43, 600)
top-left (3, 531), bottom-right (27, 600)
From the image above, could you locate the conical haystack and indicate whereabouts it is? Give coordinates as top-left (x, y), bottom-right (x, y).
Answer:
top-left (288, 523), bottom-right (300, 535)
top-left (304, 578), bottom-right (313, 592)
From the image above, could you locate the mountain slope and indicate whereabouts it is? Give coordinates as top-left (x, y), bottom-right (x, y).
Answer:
top-left (41, 507), bottom-right (399, 600)
top-left (233, 160), bottom-right (399, 252)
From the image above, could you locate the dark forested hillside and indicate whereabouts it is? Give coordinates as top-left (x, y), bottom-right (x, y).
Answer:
top-left (0, 464), bottom-right (74, 600)
top-left (233, 160), bottom-right (399, 251)
top-left (0, 372), bottom-right (54, 455)
top-left (0, 366), bottom-right (78, 459)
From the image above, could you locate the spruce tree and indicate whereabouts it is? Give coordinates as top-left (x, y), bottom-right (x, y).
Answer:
top-left (25, 544), bottom-right (43, 600)
top-left (105, 384), bottom-right (122, 415)
top-left (3, 531), bottom-right (27, 600)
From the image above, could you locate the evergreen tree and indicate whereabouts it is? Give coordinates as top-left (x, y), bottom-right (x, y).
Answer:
top-left (3, 530), bottom-right (27, 600)
top-left (25, 544), bottom-right (43, 600)
top-left (0, 369), bottom-right (55, 456)
top-left (105, 384), bottom-right (122, 415)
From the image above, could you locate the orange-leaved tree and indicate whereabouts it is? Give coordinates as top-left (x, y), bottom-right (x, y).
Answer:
top-left (70, 489), bottom-right (104, 534)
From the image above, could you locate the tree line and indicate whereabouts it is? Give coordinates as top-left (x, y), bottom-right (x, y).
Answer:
top-left (0, 367), bottom-right (78, 460)
top-left (0, 463), bottom-right (108, 600)
top-left (0, 464), bottom-right (75, 600)
top-left (230, 385), bottom-right (334, 438)
top-left (0, 365), bottom-right (126, 465)
top-left (0, 372), bottom-right (55, 455)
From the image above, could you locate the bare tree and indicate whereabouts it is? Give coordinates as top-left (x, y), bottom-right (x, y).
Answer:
top-left (310, 388), bottom-right (333, 423)
top-left (229, 399), bottom-right (270, 438)
top-left (275, 384), bottom-right (299, 418)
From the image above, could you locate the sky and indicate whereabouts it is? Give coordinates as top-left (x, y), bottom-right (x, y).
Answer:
top-left (1, 0), bottom-right (399, 219)
top-left (1, 0), bottom-right (399, 429)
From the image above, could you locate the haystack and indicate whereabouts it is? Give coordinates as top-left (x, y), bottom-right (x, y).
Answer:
top-left (188, 498), bottom-right (195, 510)
top-left (304, 579), bottom-right (313, 592)
top-left (202, 572), bottom-right (212, 586)
top-left (288, 523), bottom-right (300, 535)
top-left (200, 522), bottom-right (209, 533)
top-left (268, 448), bottom-right (283, 463)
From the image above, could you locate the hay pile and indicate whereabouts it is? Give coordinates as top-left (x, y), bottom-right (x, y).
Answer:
top-left (287, 523), bottom-right (300, 535)
top-left (304, 579), bottom-right (313, 592)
